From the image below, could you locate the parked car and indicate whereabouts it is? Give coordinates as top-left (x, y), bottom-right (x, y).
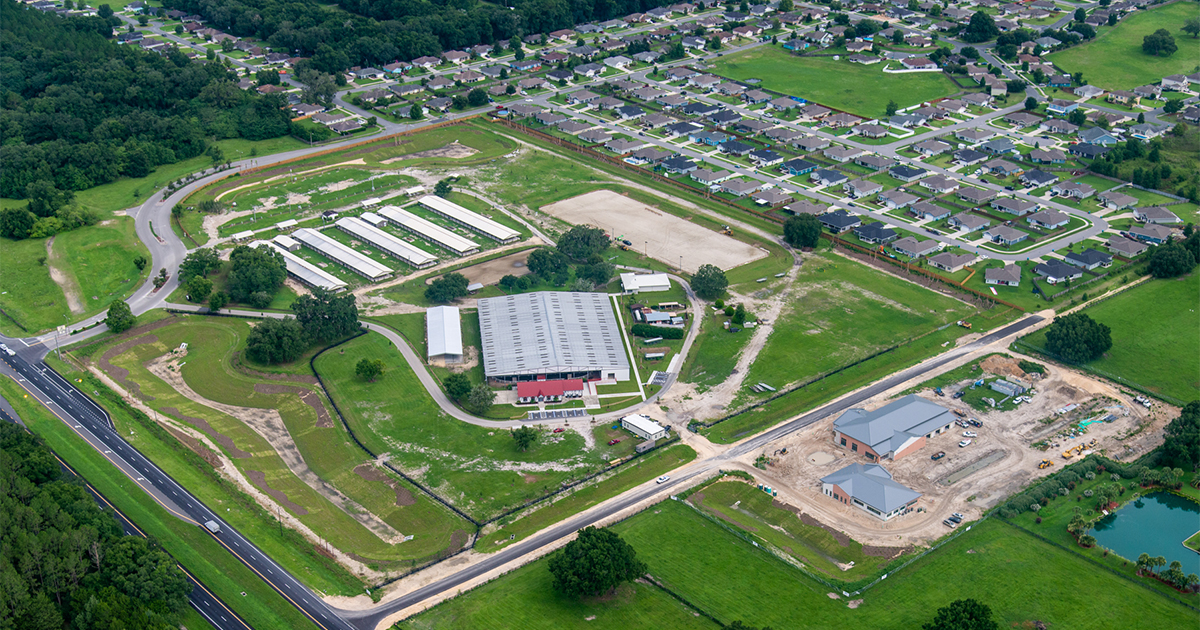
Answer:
top-left (962, 431), bottom-right (978, 438)
top-left (608, 438), bottom-right (622, 445)
top-left (948, 514), bottom-right (962, 523)
top-left (553, 427), bottom-right (565, 433)
top-left (952, 512), bottom-right (965, 520)
top-left (959, 439), bottom-right (972, 447)
top-left (969, 419), bottom-right (982, 427)
top-left (931, 451), bottom-right (946, 461)
top-left (656, 475), bottom-right (670, 484)
top-left (953, 391), bottom-right (965, 399)
top-left (943, 519), bottom-right (958, 528)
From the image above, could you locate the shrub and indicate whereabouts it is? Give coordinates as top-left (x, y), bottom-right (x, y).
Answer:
top-left (631, 323), bottom-right (684, 339)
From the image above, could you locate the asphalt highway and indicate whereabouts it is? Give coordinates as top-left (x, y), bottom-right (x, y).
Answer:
top-left (0, 352), bottom-right (355, 630)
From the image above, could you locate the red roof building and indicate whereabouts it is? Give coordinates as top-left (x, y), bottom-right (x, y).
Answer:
top-left (517, 379), bottom-right (585, 403)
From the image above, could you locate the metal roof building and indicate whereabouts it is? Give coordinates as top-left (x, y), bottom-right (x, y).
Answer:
top-left (251, 241), bottom-right (347, 292)
top-left (292, 228), bottom-right (393, 282)
top-left (821, 463), bottom-right (921, 521)
top-left (335, 216), bottom-right (437, 269)
top-left (832, 395), bottom-right (954, 462)
top-left (425, 306), bottom-right (464, 363)
top-left (418, 195), bottom-right (520, 243)
top-left (478, 292), bottom-right (630, 382)
top-left (377, 205), bottom-right (480, 256)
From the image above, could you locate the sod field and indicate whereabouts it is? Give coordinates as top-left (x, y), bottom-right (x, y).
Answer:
top-left (710, 45), bottom-right (961, 118)
top-left (1047, 2), bottom-right (1200, 91)
top-left (403, 498), bottom-right (1196, 629)
top-left (315, 332), bottom-right (659, 520)
top-left (1017, 274), bottom-right (1200, 404)
top-left (58, 315), bottom-right (472, 586)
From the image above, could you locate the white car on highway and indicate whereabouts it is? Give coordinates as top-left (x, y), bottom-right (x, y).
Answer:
top-left (656, 475), bottom-right (670, 484)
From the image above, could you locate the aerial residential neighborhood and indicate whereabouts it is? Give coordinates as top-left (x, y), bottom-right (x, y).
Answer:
top-left (0, 0), bottom-right (1197, 629)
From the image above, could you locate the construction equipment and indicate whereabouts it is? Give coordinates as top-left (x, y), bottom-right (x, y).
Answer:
top-left (957, 320), bottom-right (972, 329)
top-left (1038, 459), bottom-right (1054, 469)
top-left (1062, 444), bottom-right (1085, 459)
top-left (617, 243), bottom-right (631, 251)
top-left (720, 225), bottom-right (733, 236)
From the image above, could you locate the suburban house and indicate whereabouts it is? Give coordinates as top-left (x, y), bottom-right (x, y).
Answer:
top-left (854, 222), bottom-right (898, 244)
top-left (719, 140), bottom-right (754, 156)
top-left (958, 187), bottom-right (997, 205)
top-left (984, 226), bottom-right (1029, 246)
top-left (985, 264), bottom-right (1021, 286)
top-left (1029, 148), bottom-right (1067, 164)
top-left (825, 146), bottom-right (865, 162)
top-left (516, 379), bottom-right (585, 403)
top-left (811, 169), bottom-right (849, 187)
top-left (1027, 210), bottom-right (1070, 230)
top-left (1064, 249), bottom-right (1113, 270)
top-left (913, 139), bottom-right (951, 157)
top-left (1046, 99), bottom-right (1078, 116)
top-left (906, 201), bottom-right (947, 221)
top-left (1162, 74), bottom-right (1189, 91)
top-left (954, 149), bottom-right (988, 166)
top-left (1020, 170), bottom-right (1059, 187)
top-left (1097, 191), bottom-right (1138, 211)
top-left (1127, 224), bottom-right (1173, 245)
top-left (879, 190), bottom-right (920, 210)
top-left (948, 212), bottom-right (990, 232)
top-left (780, 159), bottom-right (817, 176)
top-left (1034, 260), bottom-right (1083, 284)
top-left (721, 179), bottom-right (762, 197)
top-left (845, 179), bottom-right (884, 199)
top-left (785, 200), bottom-right (828, 216)
top-left (980, 138), bottom-right (1017, 155)
top-left (661, 156), bottom-right (697, 174)
top-left (1052, 181), bottom-right (1095, 199)
top-left (690, 168), bottom-right (733, 186)
top-left (832, 395), bottom-right (955, 462)
top-left (1133, 206), bottom-right (1181, 224)
top-left (857, 155), bottom-right (896, 170)
top-left (921, 175), bottom-right (959, 194)
top-left (749, 149), bottom-right (784, 167)
top-left (1106, 235), bottom-right (1148, 257)
top-left (992, 197), bottom-right (1038, 216)
top-left (984, 159), bottom-right (1022, 177)
top-left (820, 209), bottom-right (862, 233)
top-left (928, 252), bottom-right (976, 272)
top-left (892, 236), bottom-right (939, 258)
top-left (752, 189), bottom-right (794, 206)
top-left (821, 463), bottom-right (921, 521)
top-left (889, 165), bottom-right (928, 182)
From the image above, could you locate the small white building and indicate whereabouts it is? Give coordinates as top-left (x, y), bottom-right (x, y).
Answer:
top-left (426, 305), bottom-right (464, 364)
top-left (621, 414), bottom-right (668, 441)
top-left (273, 235), bottom-right (300, 252)
top-left (620, 272), bottom-right (671, 294)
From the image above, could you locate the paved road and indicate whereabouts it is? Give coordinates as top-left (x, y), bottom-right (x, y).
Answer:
top-left (0, 352), bottom-right (356, 630)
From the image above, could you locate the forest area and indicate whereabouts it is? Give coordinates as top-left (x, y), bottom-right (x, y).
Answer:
top-left (0, 422), bottom-right (193, 629)
top-left (161, 0), bottom-right (678, 71)
top-left (0, 0), bottom-right (292, 212)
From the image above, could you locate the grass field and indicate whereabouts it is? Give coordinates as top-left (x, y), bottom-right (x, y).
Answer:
top-left (61, 316), bottom-right (472, 586)
top-left (405, 499), bottom-right (1195, 629)
top-left (476, 444), bottom-right (697, 552)
top-left (711, 46), bottom-right (960, 118)
top-left (0, 219), bottom-right (147, 336)
top-left (397, 554), bottom-right (717, 630)
top-left (745, 252), bottom-right (974, 392)
top-left (1047, 2), bottom-right (1200, 90)
top-left (689, 479), bottom-right (908, 583)
top-left (1017, 274), bottom-right (1200, 404)
top-left (315, 332), bottom-right (648, 520)
top-left (0, 376), bottom-right (313, 629)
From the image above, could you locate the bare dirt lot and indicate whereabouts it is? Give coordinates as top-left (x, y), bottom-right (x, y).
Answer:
top-left (540, 189), bottom-right (766, 273)
top-left (381, 142), bottom-right (479, 163)
top-left (430, 249), bottom-right (532, 287)
top-left (742, 350), bottom-right (1168, 546)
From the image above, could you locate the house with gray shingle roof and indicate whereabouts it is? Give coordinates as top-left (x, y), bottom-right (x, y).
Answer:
top-left (985, 264), bottom-right (1021, 286)
top-left (832, 394), bottom-right (955, 463)
top-left (821, 463), bottom-right (922, 521)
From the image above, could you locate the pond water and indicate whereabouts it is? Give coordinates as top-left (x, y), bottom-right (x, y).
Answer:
top-left (1091, 492), bottom-right (1200, 573)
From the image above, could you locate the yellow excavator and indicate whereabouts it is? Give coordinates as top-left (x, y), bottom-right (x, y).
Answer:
top-left (720, 225), bottom-right (733, 236)
top-left (1062, 444), bottom-right (1085, 459)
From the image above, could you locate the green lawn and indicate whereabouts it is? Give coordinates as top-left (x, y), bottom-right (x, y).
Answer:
top-left (679, 308), bottom-right (756, 388)
top-left (0, 376), bottom-right (316, 629)
top-left (0, 219), bottom-right (148, 336)
top-left (396, 554), bottom-right (717, 630)
top-left (61, 316), bottom-right (470, 583)
top-left (745, 252), bottom-right (975, 391)
top-left (711, 46), bottom-right (960, 118)
top-left (1046, 2), bottom-right (1200, 90)
top-left (1017, 273), bottom-right (1200, 404)
top-left (315, 332), bottom-right (647, 521)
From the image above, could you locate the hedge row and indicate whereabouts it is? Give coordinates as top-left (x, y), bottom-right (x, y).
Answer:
top-left (631, 323), bottom-right (684, 339)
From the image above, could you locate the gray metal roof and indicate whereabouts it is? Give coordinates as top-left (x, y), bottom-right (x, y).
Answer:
top-left (291, 228), bottom-right (392, 281)
top-left (833, 395), bottom-right (954, 457)
top-left (426, 306), bottom-right (463, 359)
top-left (251, 241), bottom-right (347, 292)
top-left (477, 292), bottom-right (629, 378)
top-left (335, 217), bottom-right (436, 268)
top-left (821, 463), bottom-right (921, 513)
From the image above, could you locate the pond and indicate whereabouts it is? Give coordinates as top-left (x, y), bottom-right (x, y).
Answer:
top-left (1090, 492), bottom-right (1200, 573)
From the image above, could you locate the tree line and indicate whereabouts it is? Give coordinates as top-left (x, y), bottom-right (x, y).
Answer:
top-left (0, 422), bottom-right (193, 629)
top-left (0, 0), bottom-right (293, 213)
top-left (161, 0), bottom-right (679, 74)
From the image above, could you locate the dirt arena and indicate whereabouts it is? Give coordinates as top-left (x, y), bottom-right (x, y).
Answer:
top-left (425, 249), bottom-right (532, 286)
top-left (540, 190), bottom-right (767, 273)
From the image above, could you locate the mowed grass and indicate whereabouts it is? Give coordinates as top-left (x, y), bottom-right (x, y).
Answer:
top-left (0, 219), bottom-right (146, 336)
top-left (690, 480), bottom-right (906, 582)
top-left (315, 333), bottom-right (641, 520)
top-left (1019, 274), bottom-right (1200, 403)
top-left (608, 500), bottom-right (1194, 629)
top-left (1047, 2), bottom-right (1200, 90)
top-left (397, 554), bottom-right (718, 630)
top-left (0, 377), bottom-right (316, 629)
top-left (680, 308), bottom-right (756, 388)
top-left (711, 46), bottom-right (960, 117)
top-left (746, 252), bottom-right (974, 390)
